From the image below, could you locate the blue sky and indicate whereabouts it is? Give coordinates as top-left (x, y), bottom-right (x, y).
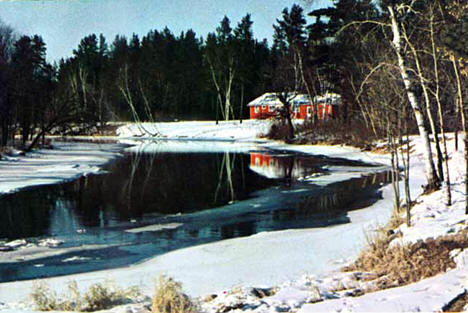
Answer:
top-left (0, 0), bottom-right (330, 61)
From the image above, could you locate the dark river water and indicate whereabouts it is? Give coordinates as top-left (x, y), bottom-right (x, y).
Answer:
top-left (0, 146), bottom-right (390, 282)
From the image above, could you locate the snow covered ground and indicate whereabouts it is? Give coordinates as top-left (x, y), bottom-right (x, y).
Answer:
top-left (0, 121), bottom-right (466, 312)
top-left (0, 142), bottom-right (122, 194)
top-left (116, 120), bottom-right (272, 141)
top-left (120, 138), bottom-right (264, 154)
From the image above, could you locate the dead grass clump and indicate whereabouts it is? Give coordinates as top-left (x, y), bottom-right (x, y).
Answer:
top-left (81, 282), bottom-right (140, 312)
top-left (386, 213), bottom-right (405, 230)
top-left (345, 229), bottom-right (468, 289)
top-left (30, 280), bottom-right (141, 312)
top-left (152, 275), bottom-right (199, 313)
top-left (30, 281), bottom-right (58, 311)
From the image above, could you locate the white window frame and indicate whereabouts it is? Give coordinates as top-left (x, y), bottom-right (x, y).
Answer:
top-left (269, 105), bottom-right (275, 112)
top-left (254, 106), bottom-right (259, 113)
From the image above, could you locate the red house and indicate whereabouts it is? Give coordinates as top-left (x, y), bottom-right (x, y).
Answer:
top-left (247, 92), bottom-right (340, 120)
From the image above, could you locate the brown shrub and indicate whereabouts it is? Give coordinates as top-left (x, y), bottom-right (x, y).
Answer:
top-left (266, 121), bottom-right (292, 140)
top-left (345, 229), bottom-right (468, 289)
top-left (30, 280), bottom-right (141, 312)
top-left (265, 118), bottom-right (380, 148)
top-left (152, 275), bottom-right (199, 313)
top-left (30, 281), bottom-right (58, 311)
top-left (81, 281), bottom-right (140, 312)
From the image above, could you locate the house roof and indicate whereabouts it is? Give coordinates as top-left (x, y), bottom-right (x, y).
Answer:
top-left (247, 92), bottom-right (341, 107)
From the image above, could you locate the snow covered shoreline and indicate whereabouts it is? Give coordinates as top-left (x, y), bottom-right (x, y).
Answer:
top-left (0, 140), bottom-right (396, 310)
top-left (0, 121), bottom-right (466, 312)
top-left (116, 120), bottom-right (273, 142)
top-left (0, 142), bottom-right (123, 195)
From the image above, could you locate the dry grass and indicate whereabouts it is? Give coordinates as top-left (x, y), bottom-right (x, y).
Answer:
top-left (344, 228), bottom-right (468, 290)
top-left (30, 281), bottom-right (59, 311)
top-left (266, 119), bottom-right (380, 149)
top-left (152, 275), bottom-right (199, 313)
top-left (30, 280), bottom-right (141, 312)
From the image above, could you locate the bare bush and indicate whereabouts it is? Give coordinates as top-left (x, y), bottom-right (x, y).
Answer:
top-left (30, 280), bottom-right (141, 312)
top-left (30, 281), bottom-right (58, 311)
top-left (152, 275), bottom-right (199, 313)
top-left (266, 118), bottom-right (379, 149)
top-left (266, 121), bottom-right (292, 141)
top-left (344, 229), bottom-right (468, 289)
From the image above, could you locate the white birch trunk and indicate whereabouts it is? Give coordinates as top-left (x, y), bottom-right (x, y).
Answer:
top-left (388, 5), bottom-right (439, 188)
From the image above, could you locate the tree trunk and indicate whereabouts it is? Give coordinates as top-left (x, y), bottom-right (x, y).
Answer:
top-left (278, 93), bottom-right (295, 141)
top-left (388, 5), bottom-right (439, 191)
top-left (224, 63), bottom-right (235, 121)
top-left (239, 84), bottom-right (244, 124)
top-left (451, 57), bottom-right (467, 214)
top-left (208, 61), bottom-right (225, 120)
top-left (430, 17), bottom-right (451, 205)
top-left (404, 131), bottom-right (411, 226)
top-left (405, 36), bottom-right (444, 181)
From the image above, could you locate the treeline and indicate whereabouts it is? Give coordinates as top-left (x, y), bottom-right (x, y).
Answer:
top-left (0, 13), bottom-right (280, 148)
top-left (0, 2), bottom-right (373, 149)
top-left (1, 1), bottom-right (468, 163)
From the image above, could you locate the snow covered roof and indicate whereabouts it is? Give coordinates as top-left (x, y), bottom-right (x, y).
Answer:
top-left (247, 92), bottom-right (341, 107)
top-left (247, 92), bottom-right (287, 107)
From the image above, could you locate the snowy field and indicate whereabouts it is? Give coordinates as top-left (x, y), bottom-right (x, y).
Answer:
top-left (0, 142), bottom-right (123, 195)
top-left (116, 120), bottom-right (273, 141)
top-left (0, 121), bottom-right (466, 312)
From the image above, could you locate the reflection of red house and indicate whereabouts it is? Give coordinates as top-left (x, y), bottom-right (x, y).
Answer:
top-left (247, 92), bottom-right (340, 120)
top-left (249, 152), bottom-right (309, 179)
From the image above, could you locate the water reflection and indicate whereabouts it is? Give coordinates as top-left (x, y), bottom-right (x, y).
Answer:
top-left (250, 152), bottom-right (311, 180)
top-left (0, 152), bottom-right (275, 239)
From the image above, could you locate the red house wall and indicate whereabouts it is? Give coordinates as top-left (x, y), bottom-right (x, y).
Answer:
top-left (250, 103), bottom-right (337, 120)
top-left (250, 107), bottom-right (257, 119)
top-left (250, 105), bottom-right (277, 119)
top-left (295, 103), bottom-right (329, 119)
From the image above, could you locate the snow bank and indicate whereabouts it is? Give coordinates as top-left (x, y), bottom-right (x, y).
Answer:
top-left (120, 138), bottom-right (264, 154)
top-left (0, 142), bottom-right (122, 195)
top-left (116, 120), bottom-right (272, 141)
top-left (299, 256), bottom-right (467, 312)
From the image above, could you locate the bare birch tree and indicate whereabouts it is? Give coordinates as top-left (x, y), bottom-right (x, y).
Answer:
top-left (388, 4), bottom-right (440, 191)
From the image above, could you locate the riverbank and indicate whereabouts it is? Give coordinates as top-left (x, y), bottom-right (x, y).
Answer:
top-left (116, 120), bottom-right (273, 141)
top-left (203, 134), bottom-right (468, 313)
top-left (0, 140), bottom-right (394, 310)
top-left (0, 142), bottom-right (123, 195)
top-left (0, 121), bottom-right (466, 312)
